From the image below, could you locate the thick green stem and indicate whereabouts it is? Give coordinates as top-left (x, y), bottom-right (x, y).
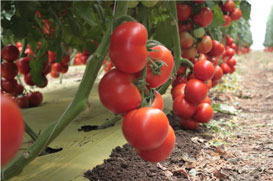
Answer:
top-left (97, 115), bottom-right (122, 130)
top-left (1, 2), bottom-right (129, 180)
top-left (25, 121), bottom-right (38, 141)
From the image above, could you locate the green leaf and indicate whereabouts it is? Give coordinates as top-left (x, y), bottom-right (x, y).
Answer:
top-left (212, 103), bottom-right (237, 115)
top-left (10, 16), bottom-right (32, 39)
top-left (208, 4), bottom-right (224, 28)
top-left (29, 58), bottom-right (46, 87)
top-left (73, 2), bottom-right (97, 26)
top-left (240, 1), bottom-right (251, 20)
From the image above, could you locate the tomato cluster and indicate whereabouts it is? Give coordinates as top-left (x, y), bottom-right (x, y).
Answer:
top-left (98, 21), bottom-right (175, 162)
top-left (264, 47), bottom-right (273, 52)
top-left (220, 0), bottom-right (242, 27)
top-left (73, 49), bottom-right (89, 66)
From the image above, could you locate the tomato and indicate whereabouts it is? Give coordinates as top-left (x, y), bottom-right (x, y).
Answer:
top-left (184, 79), bottom-right (208, 104)
top-left (151, 91), bottom-right (164, 111)
top-left (110, 22), bottom-right (148, 73)
top-left (137, 126), bottom-right (175, 162)
top-left (1, 94), bottom-right (24, 166)
top-left (177, 65), bottom-right (186, 76)
top-left (15, 95), bottom-right (29, 108)
top-left (61, 55), bottom-right (70, 65)
top-left (99, 69), bottom-right (141, 114)
top-left (24, 73), bottom-right (35, 86)
top-left (212, 79), bottom-right (220, 87)
top-left (197, 53), bottom-right (207, 62)
top-left (48, 50), bottom-right (56, 63)
top-left (220, 63), bottom-right (231, 74)
top-left (201, 96), bottom-right (211, 105)
top-left (180, 32), bottom-right (194, 49)
top-left (193, 60), bottom-right (215, 81)
top-left (193, 103), bottom-right (214, 123)
top-left (224, 47), bottom-right (235, 59)
top-left (230, 66), bottom-right (236, 74)
top-left (61, 64), bottom-right (69, 74)
top-left (172, 76), bottom-right (187, 88)
top-left (193, 27), bottom-right (205, 38)
top-left (28, 91), bottom-right (43, 107)
top-left (212, 65), bottom-right (223, 81)
top-left (14, 84), bottom-right (24, 95)
top-left (206, 79), bottom-right (212, 89)
top-left (209, 40), bottom-right (225, 57)
top-left (230, 43), bottom-right (236, 50)
top-left (223, 15), bottom-right (232, 27)
top-left (1, 45), bottom-right (19, 62)
top-left (193, 7), bottom-right (213, 27)
top-left (173, 95), bottom-right (196, 119)
top-left (146, 45), bottom-right (174, 88)
top-left (1, 78), bottom-right (17, 93)
top-left (179, 118), bottom-right (199, 130)
top-left (172, 83), bottom-right (186, 100)
top-left (51, 62), bottom-right (63, 73)
top-left (222, 0), bottom-right (235, 12)
top-left (36, 76), bottom-right (48, 88)
top-left (80, 55), bottom-right (88, 64)
top-left (50, 71), bottom-right (60, 78)
top-left (42, 61), bottom-right (51, 75)
top-left (122, 107), bottom-right (169, 150)
top-left (178, 22), bottom-right (193, 32)
top-left (230, 8), bottom-right (242, 21)
top-left (141, 0), bottom-right (158, 7)
top-left (197, 36), bottom-right (213, 54)
top-left (177, 3), bottom-right (192, 21)
top-left (128, 1), bottom-right (139, 8)
top-left (226, 35), bottom-right (234, 45)
top-left (1, 62), bottom-right (18, 80)
top-left (182, 47), bottom-right (197, 59)
top-left (16, 57), bottom-right (30, 74)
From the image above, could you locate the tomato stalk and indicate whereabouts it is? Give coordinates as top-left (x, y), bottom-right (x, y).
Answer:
top-left (1, 2), bottom-right (129, 180)
top-left (97, 115), bottom-right (122, 130)
top-left (25, 121), bottom-right (38, 141)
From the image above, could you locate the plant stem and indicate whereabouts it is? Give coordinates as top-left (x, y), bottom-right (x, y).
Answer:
top-left (25, 121), bottom-right (38, 141)
top-left (97, 115), bottom-right (122, 130)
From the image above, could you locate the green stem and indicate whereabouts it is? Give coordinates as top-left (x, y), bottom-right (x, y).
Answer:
top-left (97, 115), bottom-right (122, 130)
top-left (1, 2), bottom-right (129, 180)
top-left (25, 121), bottom-right (38, 141)
top-left (180, 58), bottom-right (194, 68)
top-left (140, 66), bottom-right (147, 107)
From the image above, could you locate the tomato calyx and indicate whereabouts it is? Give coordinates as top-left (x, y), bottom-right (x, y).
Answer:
top-left (148, 57), bottom-right (166, 76)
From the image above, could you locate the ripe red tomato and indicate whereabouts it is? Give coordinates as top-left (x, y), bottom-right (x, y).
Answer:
top-left (1, 94), bottom-right (24, 166)
top-left (178, 22), bottom-right (193, 32)
top-left (220, 63), bottom-right (231, 74)
top-left (151, 91), bottom-right (164, 111)
top-left (1, 78), bottom-right (18, 93)
top-left (206, 79), bottom-right (212, 89)
top-left (222, 0), bottom-right (235, 12)
top-left (177, 3), bottom-right (192, 21)
top-left (226, 35), bottom-right (234, 45)
top-left (209, 40), bottom-right (225, 57)
top-left (201, 96), bottom-right (211, 105)
top-left (61, 55), bottom-right (70, 65)
top-left (146, 45), bottom-right (174, 88)
top-left (230, 66), bottom-right (236, 74)
top-left (179, 118), bottom-right (199, 130)
top-left (48, 50), bottom-right (56, 63)
top-left (122, 107), bottom-right (169, 150)
top-left (28, 91), bottom-right (43, 107)
top-left (197, 35), bottom-right (213, 54)
top-left (42, 61), bottom-right (51, 75)
top-left (182, 47), bottom-right (197, 59)
top-left (180, 32), bottom-right (194, 49)
top-left (1, 45), bottom-right (19, 62)
top-left (184, 79), bottom-right (208, 104)
top-left (24, 73), bottom-right (35, 86)
top-left (193, 60), bottom-right (215, 81)
top-left (230, 43), bottom-right (236, 50)
top-left (80, 55), bottom-right (88, 64)
top-left (15, 95), bottom-right (30, 108)
top-left (193, 103), bottom-right (214, 123)
top-left (1, 62), bottom-right (18, 80)
top-left (36, 76), bottom-right (48, 88)
top-left (224, 47), bottom-right (235, 58)
top-left (99, 69), bottom-right (141, 114)
top-left (212, 65), bottom-right (223, 81)
top-left (230, 8), bottom-right (242, 21)
top-left (172, 76), bottom-right (187, 88)
top-left (16, 57), bottom-right (30, 74)
top-left (50, 71), bottom-right (60, 78)
top-left (171, 83), bottom-right (186, 100)
top-left (14, 84), bottom-right (24, 95)
top-left (212, 79), bottom-right (220, 87)
top-left (176, 65), bottom-right (186, 76)
top-left (193, 7), bottom-right (213, 27)
top-left (173, 95), bottom-right (196, 119)
top-left (137, 125), bottom-right (175, 162)
top-left (227, 57), bottom-right (237, 67)
top-left (110, 22), bottom-right (148, 73)
top-left (61, 64), bottom-right (69, 74)
top-left (51, 62), bottom-right (63, 73)
top-left (223, 15), bottom-right (232, 27)
top-left (197, 53), bottom-right (207, 62)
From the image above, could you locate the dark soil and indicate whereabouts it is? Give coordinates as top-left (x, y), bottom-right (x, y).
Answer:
top-left (84, 51), bottom-right (273, 181)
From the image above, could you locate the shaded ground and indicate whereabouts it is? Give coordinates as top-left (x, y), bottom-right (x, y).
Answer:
top-left (84, 51), bottom-right (273, 181)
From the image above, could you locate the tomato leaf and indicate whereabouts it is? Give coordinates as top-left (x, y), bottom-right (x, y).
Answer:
top-left (73, 2), bottom-right (97, 26)
top-left (208, 4), bottom-right (224, 28)
top-left (212, 103), bottom-right (237, 115)
top-left (240, 1), bottom-right (251, 20)
top-left (29, 58), bottom-right (46, 87)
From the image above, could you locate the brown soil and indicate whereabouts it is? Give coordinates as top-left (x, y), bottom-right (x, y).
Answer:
top-left (84, 51), bottom-right (273, 181)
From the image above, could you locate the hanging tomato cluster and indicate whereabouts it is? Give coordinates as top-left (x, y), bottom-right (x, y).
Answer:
top-left (98, 21), bottom-right (175, 163)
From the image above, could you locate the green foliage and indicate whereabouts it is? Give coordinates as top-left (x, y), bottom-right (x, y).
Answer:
top-left (208, 4), bottom-right (224, 28)
top-left (240, 1), bottom-right (251, 20)
top-left (263, 6), bottom-right (273, 47)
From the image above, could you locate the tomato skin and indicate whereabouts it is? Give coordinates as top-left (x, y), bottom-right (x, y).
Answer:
top-left (50, 71), bottom-right (60, 78)
top-left (178, 22), bottom-right (193, 32)
top-left (1, 94), bottom-right (25, 166)
top-left (171, 83), bottom-right (186, 100)
top-left (61, 64), bottom-right (69, 74)
top-left (28, 91), bottom-right (43, 107)
top-left (180, 32), bottom-right (194, 49)
top-left (48, 51), bottom-right (56, 63)
top-left (51, 62), bottom-right (63, 73)
top-left (1, 62), bottom-right (18, 80)
top-left (193, 7), bottom-right (213, 27)
top-left (172, 76), bottom-right (187, 88)
top-left (198, 53), bottom-right (207, 62)
top-left (99, 69), bottom-right (141, 114)
top-left (212, 79), bottom-right (220, 87)
top-left (220, 63), bottom-right (231, 74)
top-left (151, 91), bottom-right (164, 111)
top-left (1, 45), bottom-right (20, 62)
top-left (184, 79), bottom-right (208, 104)
top-left (137, 126), bottom-right (175, 162)
top-left (36, 76), bottom-right (48, 88)
top-left (110, 22), bottom-right (148, 73)
top-left (179, 118), bottom-right (199, 130)
top-left (197, 36), bottom-right (213, 54)
top-left (212, 65), bottom-right (223, 81)
top-left (122, 107), bottom-right (169, 151)
top-left (146, 45), bottom-right (174, 88)
top-left (206, 79), bottom-right (212, 89)
top-left (193, 27), bottom-right (205, 38)
top-left (226, 35), bottom-right (234, 45)
top-left (222, 0), bottom-right (235, 12)
top-left (209, 40), bottom-right (225, 57)
top-left (61, 55), bottom-right (70, 65)
top-left (227, 57), bottom-right (237, 67)
top-left (230, 8), bottom-right (242, 21)
top-left (223, 15), bottom-right (232, 27)
top-left (14, 84), bottom-right (24, 95)
top-left (42, 61), bottom-right (51, 75)
top-left (193, 60), bottom-right (215, 81)
top-left (1, 78), bottom-right (18, 93)
top-left (177, 3), bottom-right (192, 21)
top-left (24, 73), bottom-right (35, 86)
top-left (15, 95), bottom-right (30, 108)
top-left (173, 95), bottom-right (196, 119)
top-left (201, 96), bottom-right (211, 105)
top-left (193, 103), bottom-right (214, 123)
top-left (182, 47), bottom-right (197, 59)
top-left (229, 66), bottom-right (236, 74)
top-left (176, 65), bottom-right (186, 76)
top-left (16, 57), bottom-right (30, 74)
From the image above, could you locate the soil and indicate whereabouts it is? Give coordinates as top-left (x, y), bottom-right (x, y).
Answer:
top-left (84, 51), bottom-right (273, 181)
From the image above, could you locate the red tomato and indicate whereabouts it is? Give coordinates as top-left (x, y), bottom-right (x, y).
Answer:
top-left (99, 69), bottom-right (141, 114)
top-left (48, 51), bottom-right (56, 63)
top-left (110, 22), bottom-right (148, 73)
top-left (80, 55), bottom-right (88, 64)
top-left (172, 76), bottom-right (187, 88)
top-left (61, 64), bottom-right (69, 74)
top-left (230, 8), bottom-right (242, 21)
top-left (1, 45), bottom-right (19, 62)
top-left (193, 60), bottom-right (215, 81)
top-left (177, 3), bottom-right (192, 21)
top-left (201, 96), bottom-right (211, 105)
top-left (224, 47), bottom-right (235, 58)
top-left (137, 125), bottom-right (175, 162)
top-left (230, 66), bottom-right (236, 74)
top-left (227, 57), bottom-right (237, 67)
top-left (14, 84), bottom-right (24, 95)
top-left (122, 107), bottom-right (169, 150)
top-left (193, 7), bottom-right (213, 27)
top-left (193, 103), bottom-right (214, 123)
top-left (42, 61), bottom-right (51, 75)
top-left (1, 62), bottom-right (18, 80)
top-left (15, 95), bottom-right (30, 108)
top-left (220, 63), bottom-right (231, 74)
top-left (212, 65), bottom-right (223, 81)
top-left (206, 79), bottom-right (212, 89)
top-left (1, 94), bottom-right (24, 166)
top-left (178, 22), bottom-right (193, 32)
top-left (230, 43), bottom-right (236, 50)
top-left (226, 35), bottom-right (234, 45)
top-left (36, 76), bottom-right (48, 88)
top-left (173, 95), bottom-right (196, 119)
top-left (27, 91), bottom-right (43, 107)
top-left (51, 62), bottom-right (63, 73)
top-left (16, 57), bottom-right (30, 74)
top-left (61, 55), bottom-right (70, 65)
top-left (176, 65), bottom-right (186, 76)
top-left (223, 15), bottom-right (232, 27)
top-left (172, 83), bottom-right (186, 100)
top-left (24, 73), bottom-right (35, 86)
top-left (212, 79), bottom-right (220, 87)
top-left (146, 45), bottom-right (174, 88)
top-left (151, 91), bottom-right (164, 111)
top-left (222, 0), bottom-right (235, 12)
top-left (209, 40), bottom-right (225, 57)
top-left (1, 78), bottom-right (17, 93)
top-left (179, 118), bottom-right (199, 130)
top-left (180, 32), bottom-right (194, 49)
top-left (50, 71), bottom-right (60, 78)
top-left (197, 53), bottom-right (207, 62)
top-left (184, 79), bottom-right (208, 104)
top-left (197, 36), bottom-right (213, 54)
top-left (182, 47), bottom-right (197, 59)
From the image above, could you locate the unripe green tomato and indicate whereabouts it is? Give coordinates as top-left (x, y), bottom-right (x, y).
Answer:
top-left (193, 27), bottom-right (205, 38)
top-left (141, 0), bottom-right (159, 7)
top-left (128, 1), bottom-right (139, 8)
